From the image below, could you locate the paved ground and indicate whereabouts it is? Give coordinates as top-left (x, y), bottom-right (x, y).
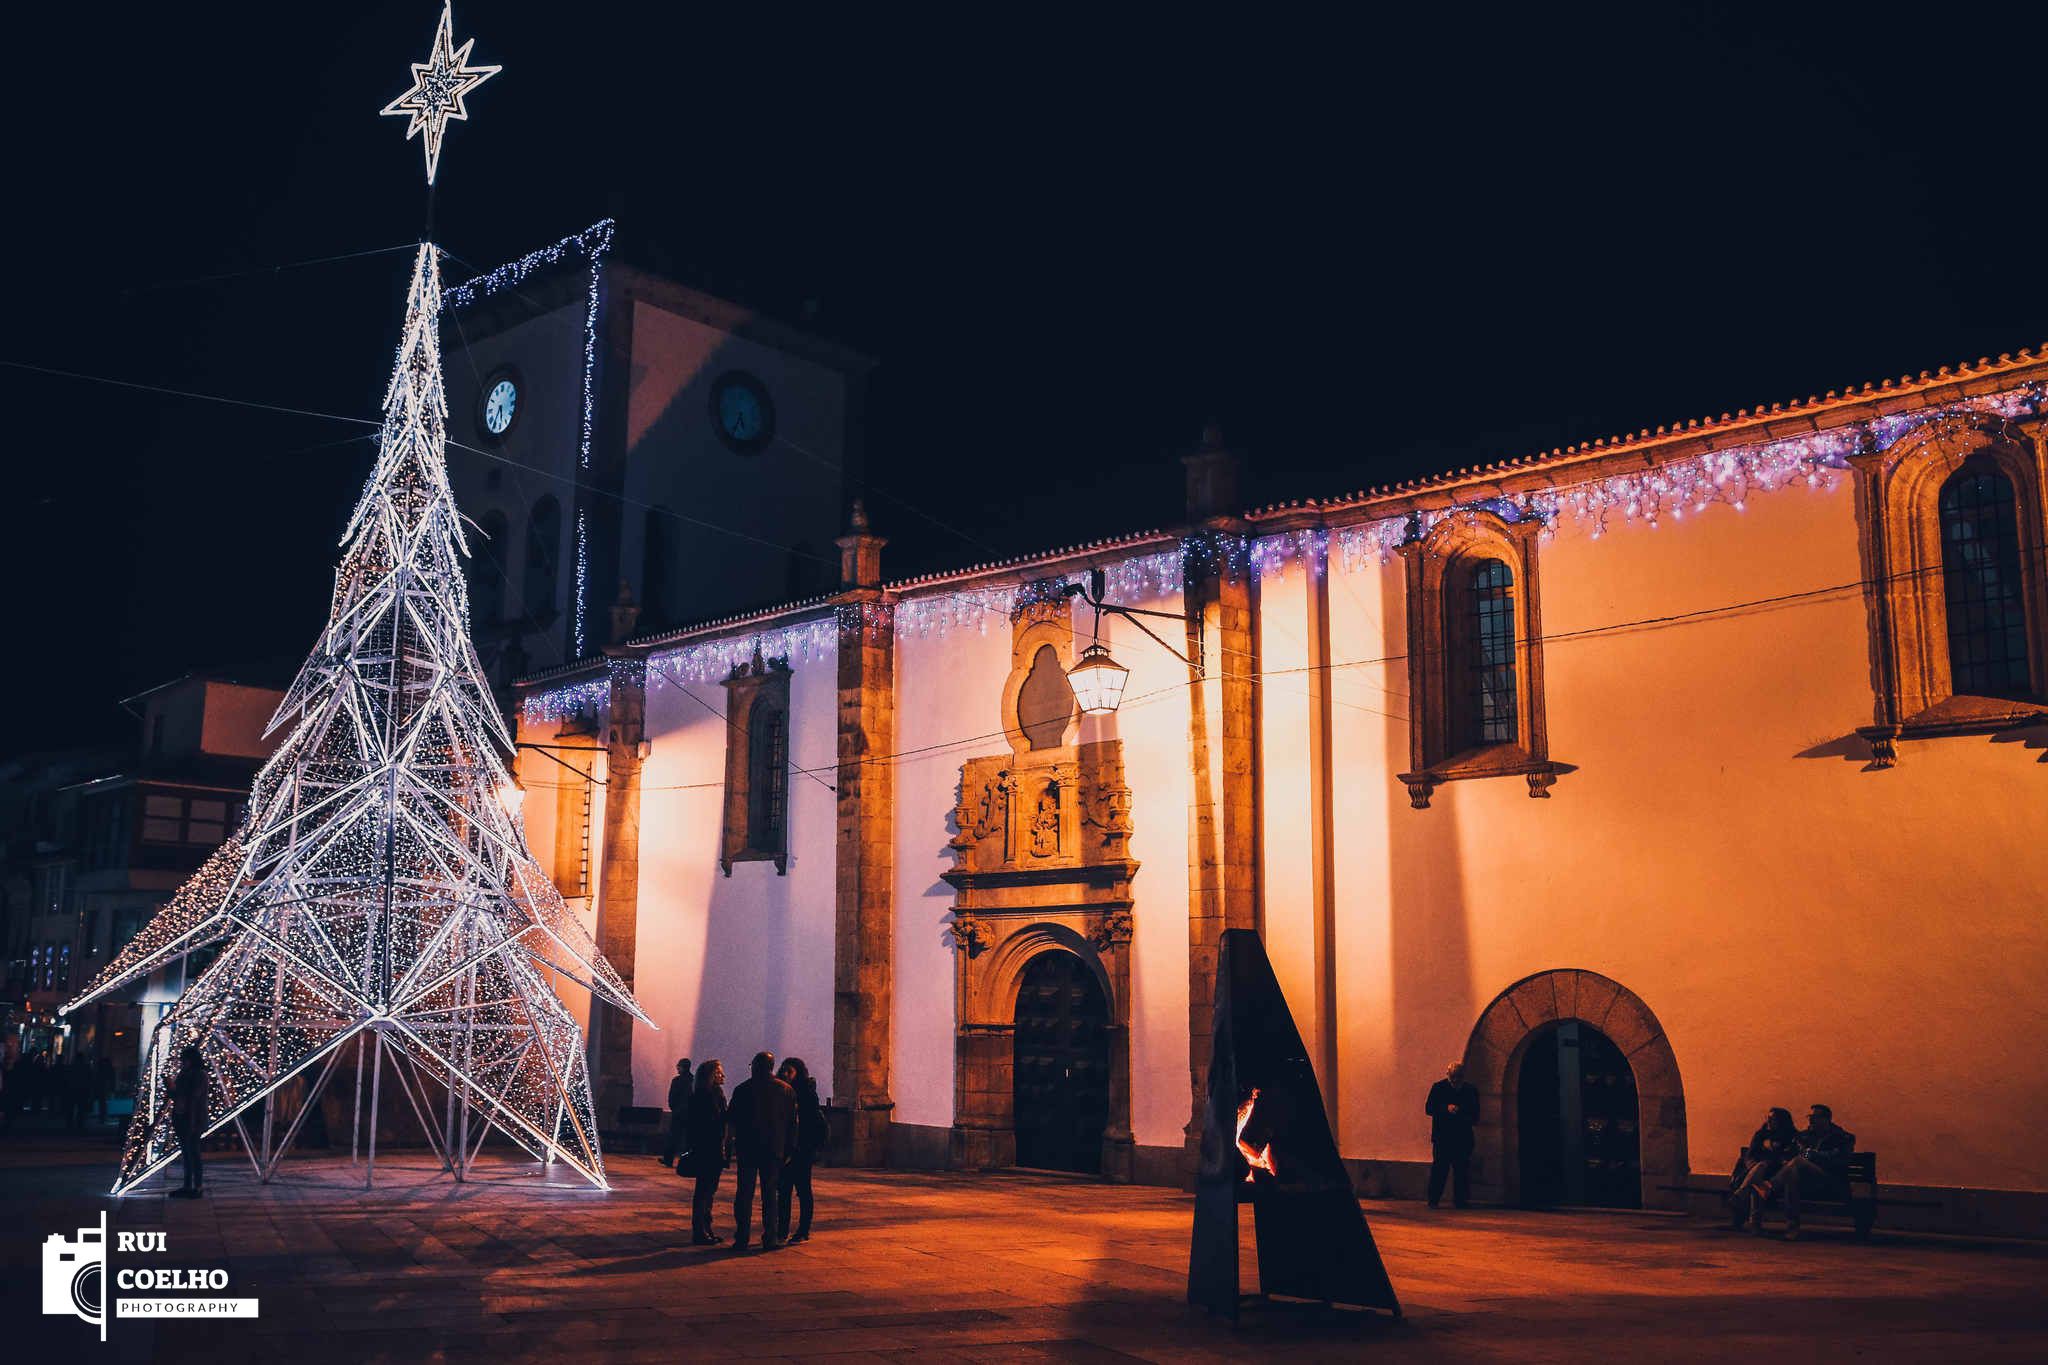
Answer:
top-left (3, 1129), bottom-right (2044, 1362)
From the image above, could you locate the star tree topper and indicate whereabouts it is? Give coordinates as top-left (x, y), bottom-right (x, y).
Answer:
top-left (381, 2), bottom-right (500, 185)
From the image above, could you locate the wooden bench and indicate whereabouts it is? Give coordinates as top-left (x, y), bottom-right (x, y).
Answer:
top-left (1734, 1146), bottom-right (1878, 1238)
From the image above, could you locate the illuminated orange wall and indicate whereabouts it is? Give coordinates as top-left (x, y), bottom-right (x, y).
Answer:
top-left (1258, 482), bottom-right (2048, 1194)
top-left (548, 439), bottom-right (2045, 1200)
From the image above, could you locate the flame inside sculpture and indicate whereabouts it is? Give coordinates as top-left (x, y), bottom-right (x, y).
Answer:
top-left (1236, 1087), bottom-right (1278, 1183)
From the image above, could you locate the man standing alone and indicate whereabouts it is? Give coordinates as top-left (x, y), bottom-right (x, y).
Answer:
top-left (726, 1052), bottom-right (798, 1251)
top-left (1426, 1060), bottom-right (1480, 1209)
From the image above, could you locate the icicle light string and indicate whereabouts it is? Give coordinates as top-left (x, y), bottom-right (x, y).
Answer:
top-left (524, 535), bottom-right (2048, 783)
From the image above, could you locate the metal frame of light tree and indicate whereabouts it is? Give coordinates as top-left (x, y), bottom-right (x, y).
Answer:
top-left (63, 243), bottom-right (651, 1195)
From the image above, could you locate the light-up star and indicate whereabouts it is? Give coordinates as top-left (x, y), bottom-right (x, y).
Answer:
top-left (380, 2), bottom-right (500, 185)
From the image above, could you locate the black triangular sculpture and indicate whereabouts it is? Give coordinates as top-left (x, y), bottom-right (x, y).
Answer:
top-left (1188, 928), bottom-right (1401, 1319)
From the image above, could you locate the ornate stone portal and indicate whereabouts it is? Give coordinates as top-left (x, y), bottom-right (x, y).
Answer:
top-left (943, 586), bottom-right (1138, 1178)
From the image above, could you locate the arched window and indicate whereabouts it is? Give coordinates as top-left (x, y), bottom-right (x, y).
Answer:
top-left (1453, 557), bottom-right (1518, 749)
top-left (1939, 465), bottom-right (2031, 699)
top-left (523, 496), bottom-right (561, 623)
top-left (1398, 515), bottom-right (1556, 808)
top-left (1852, 416), bottom-right (2047, 763)
top-left (746, 694), bottom-right (789, 855)
top-left (472, 509), bottom-right (508, 627)
top-left (719, 656), bottom-right (792, 874)
top-left (640, 509), bottom-right (672, 629)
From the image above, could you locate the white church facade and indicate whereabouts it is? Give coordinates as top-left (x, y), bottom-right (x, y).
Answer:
top-left (511, 353), bottom-right (2048, 1237)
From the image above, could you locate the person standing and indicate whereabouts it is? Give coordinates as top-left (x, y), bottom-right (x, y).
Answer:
top-left (685, 1060), bottom-right (728, 1245)
top-left (775, 1058), bottom-right (826, 1244)
top-left (661, 1058), bottom-right (693, 1168)
top-left (726, 1052), bottom-right (797, 1251)
top-left (168, 1045), bottom-right (209, 1199)
top-left (1425, 1060), bottom-right (1480, 1209)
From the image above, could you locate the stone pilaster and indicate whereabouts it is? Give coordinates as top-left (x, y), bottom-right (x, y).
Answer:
top-left (1179, 426), bottom-right (1262, 1179)
top-left (592, 654), bottom-right (646, 1125)
top-left (832, 504), bottom-right (896, 1164)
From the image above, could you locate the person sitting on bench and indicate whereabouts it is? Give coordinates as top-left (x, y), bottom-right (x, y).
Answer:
top-left (1727, 1107), bottom-right (1799, 1232)
top-left (1776, 1103), bottom-right (1855, 1240)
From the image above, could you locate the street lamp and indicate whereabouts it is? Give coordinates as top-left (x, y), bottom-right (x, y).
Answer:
top-left (1066, 642), bottom-right (1131, 716)
top-left (1062, 568), bottom-right (1201, 716)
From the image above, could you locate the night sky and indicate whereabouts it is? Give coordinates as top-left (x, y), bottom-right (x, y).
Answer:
top-left (6, 3), bottom-right (2045, 753)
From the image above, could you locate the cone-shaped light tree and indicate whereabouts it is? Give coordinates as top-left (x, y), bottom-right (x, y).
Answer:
top-left (65, 244), bottom-right (650, 1193)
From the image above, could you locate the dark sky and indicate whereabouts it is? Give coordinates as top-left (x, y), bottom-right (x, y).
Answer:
top-left (5, 2), bottom-right (2044, 753)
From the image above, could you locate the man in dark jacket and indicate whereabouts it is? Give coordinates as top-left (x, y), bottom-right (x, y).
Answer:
top-left (1425, 1060), bottom-right (1480, 1209)
top-left (661, 1058), bottom-right (692, 1167)
top-left (1777, 1104), bottom-right (1855, 1240)
top-left (726, 1051), bottom-right (798, 1251)
top-left (168, 1045), bottom-right (209, 1198)
top-left (685, 1060), bottom-right (728, 1245)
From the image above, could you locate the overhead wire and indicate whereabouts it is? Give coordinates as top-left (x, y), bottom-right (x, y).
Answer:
top-left (590, 538), bottom-right (2048, 791)
top-left (14, 240), bottom-right (2043, 786)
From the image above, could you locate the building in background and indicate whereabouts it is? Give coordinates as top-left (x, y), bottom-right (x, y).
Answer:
top-left (0, 676), bottom-right (282, 1090)
top-left (440, 221), bottom-right (873, 697)
top-left (517, 354), bottom-right (2048, 1237)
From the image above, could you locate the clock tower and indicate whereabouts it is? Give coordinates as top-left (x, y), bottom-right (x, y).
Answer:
top-left (441, 222), bottom-right (874, 687)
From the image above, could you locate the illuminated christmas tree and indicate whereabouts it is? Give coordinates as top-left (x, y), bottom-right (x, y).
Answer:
top-left (64, 236), bottom-right (649, 1193)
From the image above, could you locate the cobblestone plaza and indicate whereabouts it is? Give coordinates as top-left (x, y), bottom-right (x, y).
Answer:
top-left (5, 1135), bottom-right (2043, 1362)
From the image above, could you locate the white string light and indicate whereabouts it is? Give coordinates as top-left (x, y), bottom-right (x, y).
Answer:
top-left (66, 246), bottom-right (650, 1196)
top-left (522, 383), bottom-right (2045, 727)
top-left (445, 220), bottom-right (614, 657)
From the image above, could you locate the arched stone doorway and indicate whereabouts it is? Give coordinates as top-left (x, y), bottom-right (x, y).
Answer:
top-left (1462, 969), bottom-right (1686, 1210)
top-left (947, 923), bottom-right (1133, 1179)
top-left (1013, 951), bottom-right (1111, 1172)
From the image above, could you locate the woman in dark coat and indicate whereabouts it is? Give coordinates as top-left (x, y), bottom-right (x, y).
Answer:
top-left (685, 1060), bottom-right (729, 1245)
top-left (775, 1057), bottom-right (826, 1244)
top-left (1727, 1107), bottom-right (1798, 1231)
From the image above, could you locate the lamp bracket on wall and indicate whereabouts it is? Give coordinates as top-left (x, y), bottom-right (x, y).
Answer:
top-left (1063, 568), bottom-right (1202, 671)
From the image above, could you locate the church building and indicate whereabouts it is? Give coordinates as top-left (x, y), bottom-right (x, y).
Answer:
top-left (511, 347), bottom-right (2048, 1237)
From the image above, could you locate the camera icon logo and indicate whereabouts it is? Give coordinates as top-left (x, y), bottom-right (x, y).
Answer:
top-left (42, 1212), bottom-right (108, 1341)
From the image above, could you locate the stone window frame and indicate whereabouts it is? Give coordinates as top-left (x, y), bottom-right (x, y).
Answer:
top-left (719, 654), bottom-right (792, 875)
top-left (1850, 414), bottom-right (2048, 766)
top-left (1397, 511), bottom-right (1558, 808)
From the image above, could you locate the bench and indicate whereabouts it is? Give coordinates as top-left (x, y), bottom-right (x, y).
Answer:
top-left (1733, 1146), bottom-right (1878, 1238)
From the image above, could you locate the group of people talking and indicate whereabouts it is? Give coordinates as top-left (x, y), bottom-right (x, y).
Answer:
top-left (662, 1052), bottom-right (828, 1251)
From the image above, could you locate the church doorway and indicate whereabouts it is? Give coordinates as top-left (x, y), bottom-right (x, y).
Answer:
top-left (1516, 1020), bottom-right (1642, 1208)
top-left (1012, 951), bottom-right (1110, 1173)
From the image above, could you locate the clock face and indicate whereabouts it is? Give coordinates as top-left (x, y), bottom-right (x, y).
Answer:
top-left (483, 378), bottom-right (518, 435)
top-left (476, 369), bottom-right (521, 440)
top-left (710, 373), bottom-right (774, 454)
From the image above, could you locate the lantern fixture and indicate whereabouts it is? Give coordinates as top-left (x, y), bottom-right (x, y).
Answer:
top-left (1067, 642), bottom-right (1132, 715)
top-left (1062, 568), bottom-right (1202, 716)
